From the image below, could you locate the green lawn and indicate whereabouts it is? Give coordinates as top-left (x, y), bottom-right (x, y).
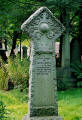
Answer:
top-left (0, 89), bottom-right (28, 120)
top-left (58, 88), bottom-right (82, 120)
top-left (0, 88), bottom-right (82, 120)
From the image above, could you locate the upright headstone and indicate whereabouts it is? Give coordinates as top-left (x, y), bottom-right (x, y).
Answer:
top-left (70, 38), bottom-right (80, 63)
top-left (0, 37), bottom-right (7, 61)
top-left (22, 46), bottom-right (27, 58)
top-left (21, 7), bottom-right (65, 120)
top-left (0, 38), bottom-right (3, 49)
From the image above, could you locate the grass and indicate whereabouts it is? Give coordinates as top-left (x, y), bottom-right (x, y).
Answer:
top-left (58, 88), bottom-right (82, 120)
top-left (0, 89), bottom-right (28, 120)
top-left (0, 88), bottom-right (82, 120)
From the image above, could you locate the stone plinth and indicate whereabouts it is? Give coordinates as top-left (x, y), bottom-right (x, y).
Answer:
top-left (22, 115), bottom-right (63, 120)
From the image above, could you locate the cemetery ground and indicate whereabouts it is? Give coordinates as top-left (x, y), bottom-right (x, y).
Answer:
top-left (0, 88), bottom-right (82, 120)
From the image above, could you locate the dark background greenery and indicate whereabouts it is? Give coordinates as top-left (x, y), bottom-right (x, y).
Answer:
top-left (0, 0), bottom-right (81, 53)
top-left (0, 0), bottom-right (82, 91)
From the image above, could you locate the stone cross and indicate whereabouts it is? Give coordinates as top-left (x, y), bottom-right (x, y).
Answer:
top-left (21, 7), bottom-right (65, 120)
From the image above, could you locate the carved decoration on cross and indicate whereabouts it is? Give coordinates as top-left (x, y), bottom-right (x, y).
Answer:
top-left (21, 7), bottom-right (65, 41)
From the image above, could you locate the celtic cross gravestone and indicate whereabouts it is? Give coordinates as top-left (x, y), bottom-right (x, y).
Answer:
top-left (21, 7), bottom-right (65, 120)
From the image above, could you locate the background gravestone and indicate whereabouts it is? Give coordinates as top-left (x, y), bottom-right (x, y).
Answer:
top-left (70, 39), bottom-right (80, 64)
top-left (21, 7), bottom-right (65, 120)
top-left (22, 46), bottom-right (27, 58)
top-left (0, 37), bottom-right (7, 61)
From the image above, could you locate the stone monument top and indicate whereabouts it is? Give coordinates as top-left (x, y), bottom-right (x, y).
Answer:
top-left (21, 7), bottom-right (65, 41)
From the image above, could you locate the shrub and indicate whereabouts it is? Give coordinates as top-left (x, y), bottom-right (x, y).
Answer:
top-left (71, 62), bottom-right (82, 87)
top-left (77, 81), bottom-right (82, 88)
top-left (6, 56), bottom-right (29, 91)
top-left (0, 100), bottom-right (7, 120)
top-left (0, 56), bottom-right (29, 91)
top-left (0, 58), bottom-right (8, 90)
top-left (71, 62), bottom-right (82, 80)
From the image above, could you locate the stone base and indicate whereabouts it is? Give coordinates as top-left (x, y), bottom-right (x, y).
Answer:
top-left (22, 115), bottom-right (63, 120)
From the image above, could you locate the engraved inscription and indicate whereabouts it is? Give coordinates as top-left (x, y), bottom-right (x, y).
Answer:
top-left (36, 56), bottom-right (51, 75)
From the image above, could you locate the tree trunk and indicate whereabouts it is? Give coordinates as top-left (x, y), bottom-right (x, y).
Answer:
top-left (10, 31), bottom-right (19, 56)
top-left (78, 5), bottom-right (82, 57)
top-left (61, 8), bottom-right (70, 67)
top-left (59, 8), bottom-right (65, 66)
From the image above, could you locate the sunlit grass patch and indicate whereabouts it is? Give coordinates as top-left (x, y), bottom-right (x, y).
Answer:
top-left (0, 89), bottom-right (28, 120)
top-left (7, 104), bottom-right (28, 120)
top-left (0, 88), bottom-right (82, 120)
top-left (58, 88), bottom-right (82, 120)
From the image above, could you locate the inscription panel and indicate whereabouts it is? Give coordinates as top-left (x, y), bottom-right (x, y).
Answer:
top-left (32, 54), bottom-right (56, 107)
top-left (36, 55), bottom-right (52, 75)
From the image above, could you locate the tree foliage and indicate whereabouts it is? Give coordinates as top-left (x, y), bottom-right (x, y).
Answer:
top-left (0, 0), bottom-right (43, 53)
top-left (0, 0), bottom-right (81, 57)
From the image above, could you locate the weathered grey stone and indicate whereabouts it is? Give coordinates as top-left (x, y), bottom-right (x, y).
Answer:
top-left (22, 115), bottom-right (63, 120)
top-left (21, 7), bottom-right (65, 120)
